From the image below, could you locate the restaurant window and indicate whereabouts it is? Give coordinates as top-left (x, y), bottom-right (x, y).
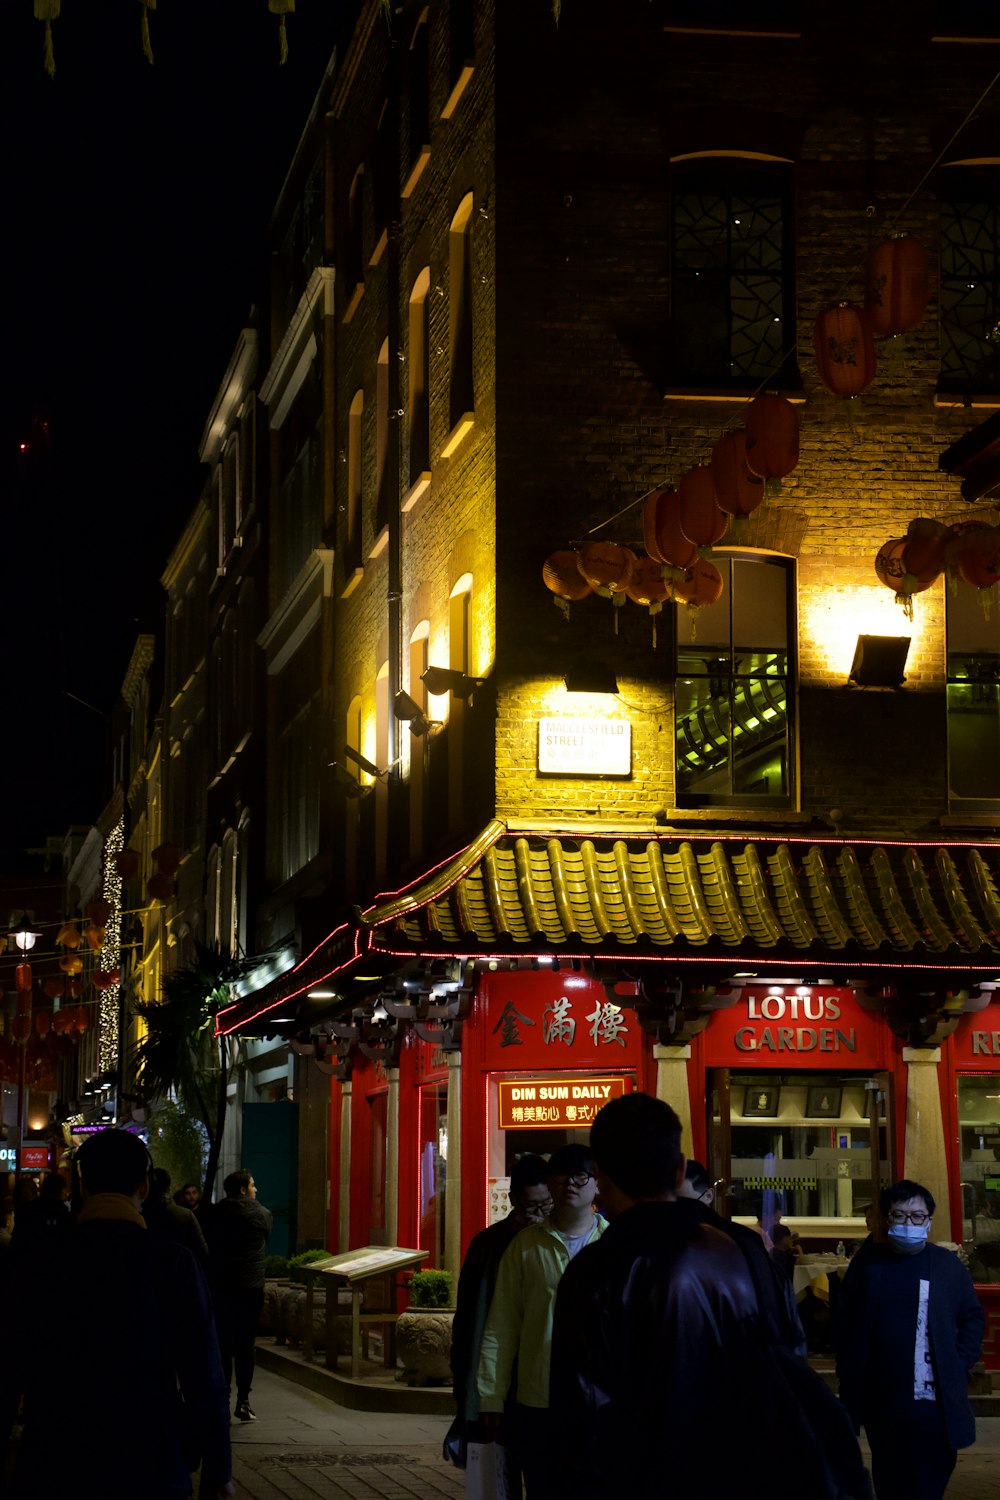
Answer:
top-left (670, 160), bottom-right (795, 387)
top-left (947, 577), bottom-right (1000, 808)
top-left (940, 166), bottom-right (1000, 395)
top-left (674, 553), bottom-right (794, 807)
top-left (957, 1073), bottom-right (1000, 1281)
top-left (419, 1082), bottom-right (448, 1266)
top-left (709, 1070), bottom-right (893, 1237)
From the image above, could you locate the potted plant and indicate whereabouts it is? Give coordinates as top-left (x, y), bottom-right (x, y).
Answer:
top-left (396, 1269), bottom-right (455, 1386)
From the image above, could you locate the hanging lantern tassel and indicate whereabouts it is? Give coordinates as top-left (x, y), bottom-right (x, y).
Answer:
top-left (34, 0), bottom-right (59, 78)
top-left (141, 0), bottom-right (156, 65)
top-left (268, 0), bottom-right (294, 65)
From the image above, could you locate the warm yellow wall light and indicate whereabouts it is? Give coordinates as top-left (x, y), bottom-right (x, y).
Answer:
top-left (800, 581), bottom-right (938, 682)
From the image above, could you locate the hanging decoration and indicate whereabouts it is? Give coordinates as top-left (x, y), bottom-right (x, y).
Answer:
top-left (577, 542), bottom-right (636, 632)
top-left (710, 431), bottom-right (766, 518)
top-left (151, 844), bottom-right (181, 877)
top-left (873, 518), bottom-right (1000, 620)
top-left (542, 551), bottom-right (593, 619)
top-left (743, 393), bottom-right (800, 494)
top-left (672, 558), bottom-right (724, 632)
top-left (146, 872), bottom-right (175, 903)
top-left (56, 922), bottom-right (81, 949)
top-left (625, 555), bottom-right (672, 647)
top-left (34, 0), bottom-right (59, 78)
top-left (813, 303), bottom-right (877, 399)
top-left (874, 537), bottom-right (939, 621)
top-left (86, 897), bottom-right (113, 927)
top-left (114, 847), bottom-right (141, 880)
top-left (949, 523), bottom-right (1000, 590)
top-left (268, 0), bottom-right (294, 64)
top-left (677, 466), bottom-right (729, 552)
top-left (59, 954), bottom-right (84, 975)
top-left (864, 235), bottom-right (929, 339)
top-left (644, 488), bottom-right (698, 574)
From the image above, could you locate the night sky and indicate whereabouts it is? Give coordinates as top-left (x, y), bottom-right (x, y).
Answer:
top-left (1, 1), bottom-right (356, 862)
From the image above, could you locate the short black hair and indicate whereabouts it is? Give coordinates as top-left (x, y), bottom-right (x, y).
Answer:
top-left (151, 1167), bottom-right (172, 1196)
top-left (224, 1169), bottom-right (253, 1199)
top-left (589, 1092), bottom-right (683, 1200)
top-left (510, 1154), bottom-right (550, 1196)
top-left (547, 1144), bottom-right (596, 1179)
top-left (685, 1159), bottom-right (712, 1196)
top-left (880, 1179), bottom-right (935, 1216)
top-left (77, 1129), bottom-right (151, 1196)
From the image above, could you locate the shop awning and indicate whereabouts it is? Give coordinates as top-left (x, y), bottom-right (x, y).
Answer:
top-left (217, 823), bottom-right (1000, 1035)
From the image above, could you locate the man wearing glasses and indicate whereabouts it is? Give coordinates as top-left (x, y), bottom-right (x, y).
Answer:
top-left (837, 1179), bottom-right (985, 1500)
top-left (476, 1144), bottom-right (606, 1496)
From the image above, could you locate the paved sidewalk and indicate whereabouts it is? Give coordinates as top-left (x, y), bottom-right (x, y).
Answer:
top-left (229, 1369), bottom-right (1000, 1498)
top-left (229, 1368), bottom-right (462, 1499)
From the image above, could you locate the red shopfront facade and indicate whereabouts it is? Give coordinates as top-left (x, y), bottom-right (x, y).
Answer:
top-left (689, 984), bottom-right (900, 1241)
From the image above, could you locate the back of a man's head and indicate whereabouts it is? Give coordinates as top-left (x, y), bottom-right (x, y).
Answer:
top-left (510, 1153), bottom-right (550, 1196)
top-left (77, 1130), bottom-right (151, 1198)
top-left (590, 1092), bottom-right (683, 1201)
top-left (151, 1167), bottom-right (172, 1197)
top-left (224, 1169), bottom-right (252, 1199)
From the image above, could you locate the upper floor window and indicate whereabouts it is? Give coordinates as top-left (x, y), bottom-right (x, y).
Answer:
top-left (449, 193), bottom-right (475, 430)
top-left (670, 160), bottom-right (795, 388)
top-left (444, 0), bottom-right (475, 116)
top-left (376, 339), bottom-right (391, 533)
top-left (372, 101), bottom-right (395, 261)
top-left (674, 554), bottom-right (794, 807)
top-left (346, 165), bottom-right (365, 311)
top-left (404, 12), bottom-right (431, 196)
top-left (347, 388), bottom-right (364, 569)
top-left (408, 268), bottom-right (431, 485)
top-left (947, 580), bottom-right (1000, 808)
top-left (940, 166), bottom-right (1000, 395)
top-left (239, 398), bottom-right (255, 526)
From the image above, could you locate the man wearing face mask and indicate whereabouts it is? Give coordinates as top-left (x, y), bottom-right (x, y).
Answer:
top-left (836, 1179), bottom-right (984, 1500)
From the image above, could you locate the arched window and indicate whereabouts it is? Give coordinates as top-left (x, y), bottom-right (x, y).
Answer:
top-left (408, 267), bottom-right (431, 485)
top-left (347, 387), bottom-right (364, 567)
top-left (448, 574), bottom-right (473, 830)
top-left (375, 662), bottom-right (390, 881)
top-left (375, 338), bottom-right (391, 534)
top-left (449, 193), bottom-right (475, 429)
top-left (347, 164), bottom-right (365, 309)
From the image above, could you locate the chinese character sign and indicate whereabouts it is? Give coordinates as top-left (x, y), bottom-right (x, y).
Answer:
top-left (497, 1076), bottom-right (630, 1130)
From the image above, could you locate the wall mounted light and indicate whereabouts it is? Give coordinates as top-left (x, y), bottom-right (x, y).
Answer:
top-left (342, 744), bottom-right (386, 778)
top-left (848, 634), bottom-right (911, 688)
top-left (564, 663), bottom-right (619, 695)
top-left (393, 689), bottom-right (435, 736)
top-left (421, 666), bottom-right (487, 699)
top-left (328, 762), bottom-right (363, 797)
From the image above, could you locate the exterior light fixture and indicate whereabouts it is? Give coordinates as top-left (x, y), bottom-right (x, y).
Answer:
top-left (393, 689), bottom-right (434, 735)
top-left (420, 666), bottom-right (487, 698)
top-left (342, 744), bottom-right (385, 778)
top-left (9, 914), bottom-right (42, 952)
top-left (848, 634), bottom-right (911, 688)
top-left (328, 762), bottom-right (363, 797)
top-left (564, 664), bottom-right (619, 695)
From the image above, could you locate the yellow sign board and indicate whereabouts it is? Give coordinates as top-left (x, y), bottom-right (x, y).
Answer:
top-left (497, 1074), bottom-right (628, 1129)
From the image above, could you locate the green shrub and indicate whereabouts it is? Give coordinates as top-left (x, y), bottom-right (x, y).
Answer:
top-left (408, 1269), bottom-right (453, 1308)
top-left (288, 1248), bottom-right (331, 1284)
top-left (264, 1255), bottom-right (291, 1279)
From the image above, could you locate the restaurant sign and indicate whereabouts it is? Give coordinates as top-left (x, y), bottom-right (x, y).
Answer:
top-left (498, 1074), bottom-right (629, 1130)
top-left (20, 1146), bottom-right (50, 1170)
top-left (704, 987), bottom-right (886, 1070)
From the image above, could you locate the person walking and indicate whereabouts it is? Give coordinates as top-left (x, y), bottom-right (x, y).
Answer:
top-left (448, 1154), bottom-right (551, 1474)
top-left (206, 1167), bottom-right (272, 1422)
top-left (837, 1178), bottom-right (985, 1500)
top-left (476, 1144), bottom-right (606, 1496)
top-left (145, 1166), bottom-right (209, 1262)
top-left (1, 1128), bottom-right (232, 1500)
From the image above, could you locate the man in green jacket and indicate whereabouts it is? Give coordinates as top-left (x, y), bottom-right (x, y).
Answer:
top-left (476, 1143), bottom-right (607, 1497)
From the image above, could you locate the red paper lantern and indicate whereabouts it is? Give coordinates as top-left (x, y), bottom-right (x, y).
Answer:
top-left (152, 843), bottom-right (181, 876)
top-left (875, 537), bottom-right (939, 620)
top-left (42, 978), bottom-right (65, 1001)
top-left (813, 303), bottom-right (877, 398)
top-left (68, 978), bottom-right (84, 1000)
top-left (94, 969), bottom-right (121, 992)
top-left (86, 898), bottom-right (112, 927)
top-left (73, 1006), bottom-right (89, 1034)
top-left (677, 466), bottom-right (729, 550)
top-left (902, 518), bottom-right (950, 581)
top-left (11, 1014), bottom-right (31, 1043)
top-left (85, 925), bottom-right (106, 953)
top-left (15, 963), bottom-right (33, 992)
top-left (954, 525), bottom-right (1000, 589)
top-left (644, 487), bottom-right (698, 570)
top-left (146, 872), bottom-right (175, 903)
top-left (743, 394), bottom-right (800, 481)
top-left (34, 1010), bottom-right (51, 1037)
top-left (59, 954), bottom-right (84, 975)
top-left (52, 1009), bottom-right (68, 1036)
top-left (114, 847), bottom-right (141, 880)
top-left (710, 431), bottom-right (766, 517)
top-left (576, 542), bottom-right (635, 595)
top-left (865, 235), bottom-right (929, 338)
top-left (542, 551), bottom-right (593, 604)
top-left (56, 923), bottom-right (81, 950)
top-left (625, 555), bottom-right (672, 608)
top-left (673, 558), bottom-right (724, 610)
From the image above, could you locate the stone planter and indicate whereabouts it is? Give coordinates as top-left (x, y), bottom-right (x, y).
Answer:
top-left (395, 1306), bottom-right (455, 1386)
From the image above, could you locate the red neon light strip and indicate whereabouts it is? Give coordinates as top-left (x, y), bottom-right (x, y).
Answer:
top-left (215, 928), bottom-right (373, 1037)
top-left (374, 945), bottom-right (1000, 976)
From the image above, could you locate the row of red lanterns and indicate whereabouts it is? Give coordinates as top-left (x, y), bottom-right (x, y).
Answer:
top-left (5, 1005), bottom-right (90, 1042)
top-left (875, 518), bottom-right (1000, 619)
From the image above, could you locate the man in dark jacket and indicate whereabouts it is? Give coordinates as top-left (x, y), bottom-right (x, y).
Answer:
top-left (2, 1128), bottom-right (232, 1500)
top-left (837, 1178), bottom-right (985, 1500)
top-left (144, 1166), bottom-right (209, 1262)
top-left (207, 1167), bottom-right (273, 1422)
top-left (550, 1093), bottom-right (868, 1500)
